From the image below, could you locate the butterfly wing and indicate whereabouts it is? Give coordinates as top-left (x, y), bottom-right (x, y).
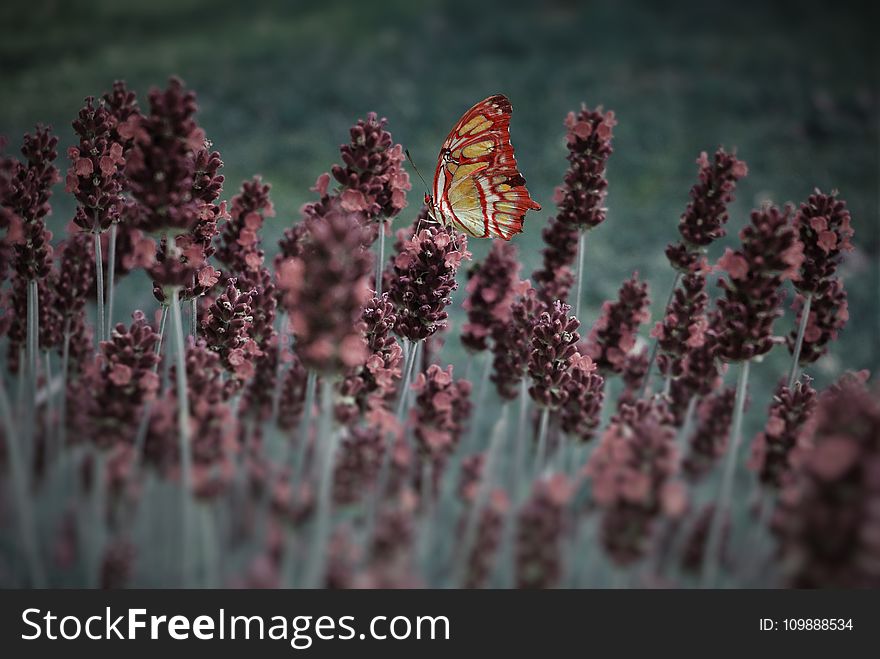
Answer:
top-left (432, 94), bottom-right (541, 240)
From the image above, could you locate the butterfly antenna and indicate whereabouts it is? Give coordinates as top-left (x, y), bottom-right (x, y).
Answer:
top-left (405, 149), bottom-right (431, 196)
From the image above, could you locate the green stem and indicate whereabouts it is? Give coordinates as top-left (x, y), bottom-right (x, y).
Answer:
top-left (291, 370), bottom-right (318, 487)
top-left (190, 274), bottom-right (198, 338)
top-left (0, 375), bottom-right (45, 586)
top-left (106, 223), bottom-right (117, 338)
top-left (464, 352), bottom-right (492, 452)
top-left (94, 231), bottom-right (105, 348)
top-left (58, 323), bottom-right (71, 456)
top-left (302, 377), bottom-right (337, 588)
top-left (639, 271), bottom-right (681, 397)
top-left (375, 219), bottom-right (385, 297)
top-left (395, 339), bottom-right (419, 421)
top-left (701, 359), bottom-right (750, 588)
top-left (513, 377), bottom-right (530, 500)
top-left (170, 289), bottom-right (193, 586)
top-left (787, 293), bottom-right (812, 389)
top-left (573, 228), bottom-right (586, 322)
top-left (535, 406), bottom-right (550, 475)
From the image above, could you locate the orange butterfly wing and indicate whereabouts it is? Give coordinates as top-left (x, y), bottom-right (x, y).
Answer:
top-left (431, 94), bottom-right (541, 240)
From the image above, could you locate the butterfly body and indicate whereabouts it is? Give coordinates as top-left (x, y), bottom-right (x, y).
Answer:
top-left (426, 94), bottom-right (540, 240)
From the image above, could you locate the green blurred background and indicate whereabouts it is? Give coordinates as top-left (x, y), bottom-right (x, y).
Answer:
top-left (1, 0), bottom-right (877, 427)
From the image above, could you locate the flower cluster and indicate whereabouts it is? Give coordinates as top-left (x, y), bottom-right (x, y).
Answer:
top-left (461, 241), bottom-right (520, 352)
top-left (79, 311), bottom-right (160, 448)
top-left (653, 269), bottom-right (709, 379)
top-left (388, 226), bottom-right (470, 342)
top-left (52, 232), bottom-right (96, 372)
top-left (516, 474), bottom-right (572, 589)
top-left (555, 106), bottom-right (616, 231)
top-left (715, 205), bottom-right (802, 362)
top-left (527, 300), bottom-right (580, 409)
top-left (67, 97), bottom-right (127, 233)
top-left (584, 272), bottom-right (650, 373)
top-left (491, 281), bottom-right (542, 400)
top-left (531, 218), bottom-right (577, 306)
top-left (788, 279), bottom-right (848, 366)
top-left (328, 113), bottom-right (410, 223)
top-left (792, 190), bottom-right (853, 296)
top-left (560, 352), bottom-right (605, 441)
top-left (333, 427), bottom-right (384, 506)
top-left (749, 379), bottom-right (817, 489)
top-left (586, 401), bottom-right (684, 565)
top-left (666, 148), bottom-right (748, 271)
top-left (336, 294), bottom-right (402, 423)
top-left (276, 202), bottom-right (372, 373)
top-left (682, 388), bottom-right (736, 481)
top-left (200, 279), bottom-right (260, 390)
top-left (215, 176), bottom-right (275, 276)
top-left (775, 374), bottom-right (880, 588)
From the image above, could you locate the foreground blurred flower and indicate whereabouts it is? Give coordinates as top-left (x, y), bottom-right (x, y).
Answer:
top-left (775, 373), bottom-right (880, 588)
top-left (560, 352), bottom-right (605, 441)
top-left (516, 474), bottom-right (572, 588)
top-left (277, 202), bottom-right (372, 374)
top-left (586, 400), bottom-right (684, 565)
top-left (491, 281), bottom-right (542, 400)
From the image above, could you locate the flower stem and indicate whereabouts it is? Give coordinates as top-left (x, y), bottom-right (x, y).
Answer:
top-left (0, 375), bottom-right (44, 586)
top-left (58, 322), bottom-right (71, 456)
top-left (170, 288), bottom-right (193, 586)
top-left (105, 223), bottom-right (117, 339)
top-left (639, 271), bottom-right (681, 398)
top-left (302, 376), bottom-right (337, 588)
top-left (395, 339), bottom-right (418, 421)
top-left (787, 293), bottom-right (812, 389)
top-left (375, 219), bottom-right (385, 296)
top-left (94, 231), bottom-right (105, 349)
top-left (535, 406), bottom-right (550, 475)
top-left (513, 377), bottom-right (530, 500)
top-left (574, 228), bottom-right (586, 322)
top-left (271, 311), bottom-right (289, 425)
top-left (291, 370), bottom-right (318, 486)
top-left (701, 359), bottom-right (750, 588)
top-left (464, 351), bottom-right (492, 452)
top-left (190, 274), bottom-right (198, 338)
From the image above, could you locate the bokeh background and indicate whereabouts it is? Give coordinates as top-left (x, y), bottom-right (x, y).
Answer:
top-left (2, 0), bottom-right (877, 432)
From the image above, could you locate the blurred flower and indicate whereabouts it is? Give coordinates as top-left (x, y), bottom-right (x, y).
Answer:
top-left (666, 148), bottom-right (747, 271)
top-left (615, 346), bottom-right (649, 411)
top-left (76, 311), bottom-right (160, 448)
top-left (749, 378), bottom-right (817, 489)
top-left (787, 279), bottom-right (848, 366)
top-left (715, 205), bottom-right (802, 362)
top-left (463, 489), bottom-right (509, 588)
top-left (516, 474), bottom-right (572, 588)
top-left (276, 352), bottom-right (309, 431)
top-left (683, 387), bottom-right (736, 481)
top-left (461, 241), bottom-right (521, 352)
top-left (52, 231), bottom-right (96, 372)
top-left (333, 427), bottom-right (384, 506)
top-left (491, 281), bottom-right (543, 400)
top-left (775, 373), bottom-right (880, 587)
top-left (411, 364), bottom-right (472, 490)
top-left (99, 540), bottom-right (134, 589)
top-left (586, 400), bottom-right (683, 565)
top-left (527, 300), bottom-right (580, 409)
top-left (277, 200), bottom-right (372, 373)
top-left (680, 504), bottom-right (731, 574)
top-left (388, 226), bottom-right (471, 342)
top-left (584, 272), bottom-right (650, 373)
top-left (792, 190), bottom-right (854, 296)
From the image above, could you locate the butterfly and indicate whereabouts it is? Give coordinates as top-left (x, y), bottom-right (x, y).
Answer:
top-left (424, 94), bottom-right (541, 240)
